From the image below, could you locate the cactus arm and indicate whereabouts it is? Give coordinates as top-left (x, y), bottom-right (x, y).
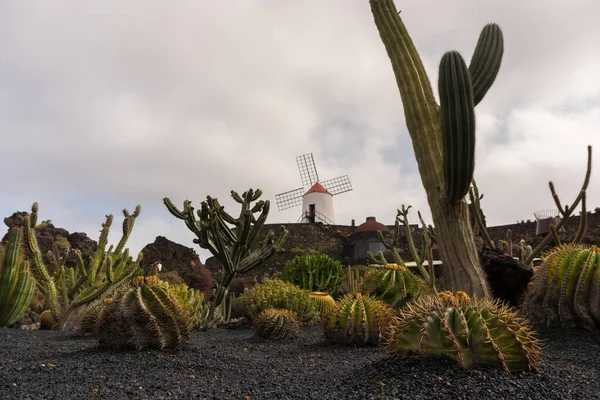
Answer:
top-left (468, 182), bottom-right (495, 249)
top-left (572, 192), bottom-right (588, 244)
top-left (113, 206), bottom-right (140, 255)
top-left (526, 146), bottom-right (592, 265)
top-left (468, 23), bottom-right (504, 106)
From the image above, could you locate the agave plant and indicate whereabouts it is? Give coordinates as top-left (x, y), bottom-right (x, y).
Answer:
top-left (387, 291), bottom-right (542, 373)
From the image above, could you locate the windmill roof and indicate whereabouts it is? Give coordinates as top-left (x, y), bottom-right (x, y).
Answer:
top-left (305, 182), bottom-right (329, 195)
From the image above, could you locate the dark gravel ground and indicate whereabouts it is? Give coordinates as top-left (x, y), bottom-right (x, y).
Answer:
top-left (1, 324), bottom-right (599, 400)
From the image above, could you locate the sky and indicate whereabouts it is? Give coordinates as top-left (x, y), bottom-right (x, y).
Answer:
top-left (1, 1), bottom-right (599, 263)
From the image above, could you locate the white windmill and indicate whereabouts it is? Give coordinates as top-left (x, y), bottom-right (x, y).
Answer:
top-left (275, 153), bottom-right (353, 224)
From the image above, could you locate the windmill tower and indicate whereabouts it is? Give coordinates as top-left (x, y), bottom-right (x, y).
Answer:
top-left (275, 153), bottom-right (353, 224)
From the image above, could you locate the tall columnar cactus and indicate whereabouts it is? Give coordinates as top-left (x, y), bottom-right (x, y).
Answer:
top-left (0, 227), bottom-right (37, 327)
top-left (234, 279), bottom-right (320, 325)
top-left (253, 308), bottom-right (300, 340)
top-left (322, 292), bottom-right (393, 346)
top-left (387, 291), bottom-right (542, 373)
top-left (369, 1), bottom-right (505, 296)
top-left (522, 244), bottom-right (600, 331)
top-left (164, 189), bottom-right (288, 308)
top-left (23, 203), bottom-right (141, 330)
top-left (280, 253), bottom-right (345, 295)
top-left (96, 278), bottom-right (192, 350)
top-left (362, 264), bottom-right (428, 309)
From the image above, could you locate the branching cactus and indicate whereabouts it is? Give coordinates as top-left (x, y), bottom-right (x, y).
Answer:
top-left (280, 253), bottom-right (345, 295)
top-left (322, 292), bottom-right (393, 346)
top-left (164, 189), bottom-right (288, 308)
top-left (369, 1), bottom-right (506, 296)
top-left (0, 227), bottom-right (36, 327)
top-left (23, 203), bottom-right (142, 330)
top-left (234, 279), bottom-right (319, 325)
top-left (387, 291), bottom-right (542, 373)
top-left (522, 244), bottom-right (600, 331)
top-left (362, 264), bottom-right (428, 309)
top-left (253, 308), bottom-right (300, 340)
top-left (96, 278), bottom-right (192, 350)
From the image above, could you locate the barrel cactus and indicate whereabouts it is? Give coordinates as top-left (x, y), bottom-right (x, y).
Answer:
top-left (522, 244), bottom-right (600, 331)
top-left (96, 277), bottom-right (192, 350)
top-left (309, 291), bottom-right (336, 316)
top-left (253, 308), bottom-right (300, 340)
top-left (322, 293), bottom-right (393, 346)
top-left (234, 279), bottom-right (319, 325)
top-left (79, 297), bottom-right (113, 336)
top-left (0, 227), bottom-right (36, 327)
top-left (387, 291), bottom-right (542, 373)
top-left (362, 264), bottom-right (428, 309)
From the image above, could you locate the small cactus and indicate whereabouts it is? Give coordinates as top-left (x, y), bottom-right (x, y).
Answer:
top-left (522, 244), bottom-right (600, 330)
top-left (309, 291), bottom-right (336, 316)
top-left (253, 308), bottom-right (300, 340)
top-left (362, 264), bottom-right (428, 309)
top-left (96, 280), bottom-right (192, 350)
top-left (322, 293), bottom-right (393, 346)
top-left (387, 291), bottom-right (542, 373)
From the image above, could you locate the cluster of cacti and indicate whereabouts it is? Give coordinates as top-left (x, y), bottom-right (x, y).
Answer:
top-left (253, 308), bottom-right (300, 340)
top-left (169, 282), bottom-right (231, 331)
top-left (322, 292), bottom-right (393, 346)
top-left (96, 278), bottom-right (192, 350)
top-left (522, 244), bottom-right (600, 331)
top-left (387, 291), bottom-right (542, 373)
top-left (0, 227), bottom-right (36, 327)
top-left (164, 189), bottom-right (288, 309)
top-left (280, 253), bottom-right (345, 295)
top-left (234, 279), bottom-right (319, 325)
top-left (23, 203), bottom-right (142, 330)
top-left (362, 264), bottom-right (428, 309)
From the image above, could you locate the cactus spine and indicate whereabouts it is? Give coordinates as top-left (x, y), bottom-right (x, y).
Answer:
top-left (0, 227), bottom-right (36, 327)
top-left (253, 308), bottom-right (300, 340)
top-left (522, 244), bottom-right (600, 330)
top-left (387, 291), bottom-right (542, 373)
top-left (322, 293), bottom-right (393, 346)
top-left (369, 0), bottom-right (504, 296)
top-left (164, 189), bottom-right (288, 309)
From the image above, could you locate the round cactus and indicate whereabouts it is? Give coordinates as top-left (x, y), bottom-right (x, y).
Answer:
top-left (387, 291), bottom-right (542, 373)
top-left (522, 244), bottom-right (600, 330)
top-left (96, 280), bottom-right (192, 350)
top-left (362, 264), bottom-right (428, 309)
top-left (309, 291), bottom-right (336, 316)
top-left (322, 292), bottom-right (393, 346)
top-left (234, 279), bottom-right (319, 325)
top-left (253, 308), bottom-right (300, 340)
top-left (79, 297), bottom-right (113, 336)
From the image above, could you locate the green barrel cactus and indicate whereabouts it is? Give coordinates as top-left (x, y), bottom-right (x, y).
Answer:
top-left (309, 291), bottom-right (336, 316)
top-left (280, 253), bottom-right (345, 295)
top-left (362, 264), bottom-right (428, 309)
top-left (387, 291), bottom-right (542, 373)
top-left (322, 293), bottom-right (393, 346)
top-left (522, 244), bottom-right (600, 330)
top-left (234, 279), bottom-right (320, 326)
top-left (0, 227), bottom-right (36, 327)
top-left (96, 277), bottom-right (192, 350)
top-left (79, 297), bottom-right (113, 336)
top-left (253, 308), bottom-right (300, 340)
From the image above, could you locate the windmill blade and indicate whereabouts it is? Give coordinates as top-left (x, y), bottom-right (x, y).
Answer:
top-left (275, 187), bottom-right (305, 211)
top-left (296, 153), bottom-right (319, 187)
top-left (321, 175), bottom-right (353, 196)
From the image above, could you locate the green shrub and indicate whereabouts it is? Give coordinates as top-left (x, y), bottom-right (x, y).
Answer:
top-left (280, 253), bottom-right (345, 295)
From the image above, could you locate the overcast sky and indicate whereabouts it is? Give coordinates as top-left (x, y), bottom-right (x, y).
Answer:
top-left (1, 1), bottom-right (598, 262)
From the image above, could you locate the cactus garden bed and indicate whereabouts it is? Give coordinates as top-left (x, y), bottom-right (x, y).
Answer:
top-left (1, 324), bottom-right (598, 400)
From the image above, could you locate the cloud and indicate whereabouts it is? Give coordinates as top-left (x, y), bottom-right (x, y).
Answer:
top-left (0, 1), bottom-right (598, 262)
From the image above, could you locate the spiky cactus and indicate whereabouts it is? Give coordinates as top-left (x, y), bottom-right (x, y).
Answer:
top-left (164, 189), bottom-right (288, 308)
top-left (0, 227), bottom-right (36, 327)
top-left (22, 203), bottom-right (141, 330)
top-left (253, 308), bottom-right (300, 340)
top-left (79, 297), bottom-right (113, 336)
top-left (96, 278), bottom-right (192, 350)
top-left (362, 264), bottom-right (428, 309)
top-left (309, 291), bottom-right (336, 316)
top-left (387, 291), bottom-right (542, 373)
top-left (280, 253), bottom-right (345, 295)
top-left (322, 293), bottom-right (393, 346)
top-left (234, 279), bottom-right (319, 325)
top-left (369, 1), bottom-right (505, 296)
top-left (522, 244), bottom-right (600, 330)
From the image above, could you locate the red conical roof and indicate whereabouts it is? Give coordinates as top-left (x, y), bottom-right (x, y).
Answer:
top-left (305, 182), bottom-right (329, 195)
